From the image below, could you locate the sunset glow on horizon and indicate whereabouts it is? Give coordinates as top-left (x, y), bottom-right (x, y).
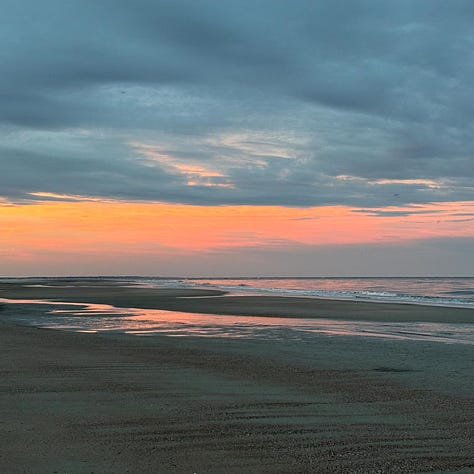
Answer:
top-left (2, 199), bottom-right (473, 275)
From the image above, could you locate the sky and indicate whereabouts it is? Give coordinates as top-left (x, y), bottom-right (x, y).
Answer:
top-left (1, 0), bottom-right (473, 276)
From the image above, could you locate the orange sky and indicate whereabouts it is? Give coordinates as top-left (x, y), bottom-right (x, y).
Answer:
top-left (1, 200), bottom-right (473, 270)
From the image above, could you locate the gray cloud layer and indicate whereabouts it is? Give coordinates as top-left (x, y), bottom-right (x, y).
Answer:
top-left (1, 0), bottom-right (473, 207)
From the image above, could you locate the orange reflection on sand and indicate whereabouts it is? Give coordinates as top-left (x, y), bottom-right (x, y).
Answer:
top-left (4, 298), bottom-right (471, 344)
top-left (0, 200), bottom-right (473, 260)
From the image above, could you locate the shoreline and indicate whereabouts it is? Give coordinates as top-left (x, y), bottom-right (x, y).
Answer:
top-left (3, 276), bottom-right (474, 311)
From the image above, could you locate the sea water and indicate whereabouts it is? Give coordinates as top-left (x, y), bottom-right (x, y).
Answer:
top-left (138, 276), bottom-right (474, 308)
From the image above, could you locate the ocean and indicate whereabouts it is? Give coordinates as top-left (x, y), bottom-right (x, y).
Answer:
top-left (138, 277), bottom-right (474, 308)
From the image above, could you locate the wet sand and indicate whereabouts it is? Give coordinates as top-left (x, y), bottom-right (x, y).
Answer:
top-left (0, 281), bottom-right (473, 473)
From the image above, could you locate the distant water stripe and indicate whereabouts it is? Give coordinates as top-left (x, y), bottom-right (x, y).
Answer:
top-left (140, 277), bottom-right (474, 308)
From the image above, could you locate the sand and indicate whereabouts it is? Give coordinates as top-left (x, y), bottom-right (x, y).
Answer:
top-left (0, 280), bottom-right (473, 473)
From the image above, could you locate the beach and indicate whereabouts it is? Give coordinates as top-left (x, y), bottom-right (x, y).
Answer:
top-left (1, 280), bottom-right (473, 473)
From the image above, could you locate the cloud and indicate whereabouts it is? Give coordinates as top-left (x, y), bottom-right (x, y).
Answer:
top-left (351, 209), bottom-right (444, 218)
top-left (1, 0), bottom-right (474, 207)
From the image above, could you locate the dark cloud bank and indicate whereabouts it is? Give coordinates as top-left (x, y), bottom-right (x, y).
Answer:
top-left (1, 0), bottom-right (474, 207)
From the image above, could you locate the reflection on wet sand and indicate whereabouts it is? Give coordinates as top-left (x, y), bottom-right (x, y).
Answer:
top-left (2, 298), bottom-right (473, 345)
